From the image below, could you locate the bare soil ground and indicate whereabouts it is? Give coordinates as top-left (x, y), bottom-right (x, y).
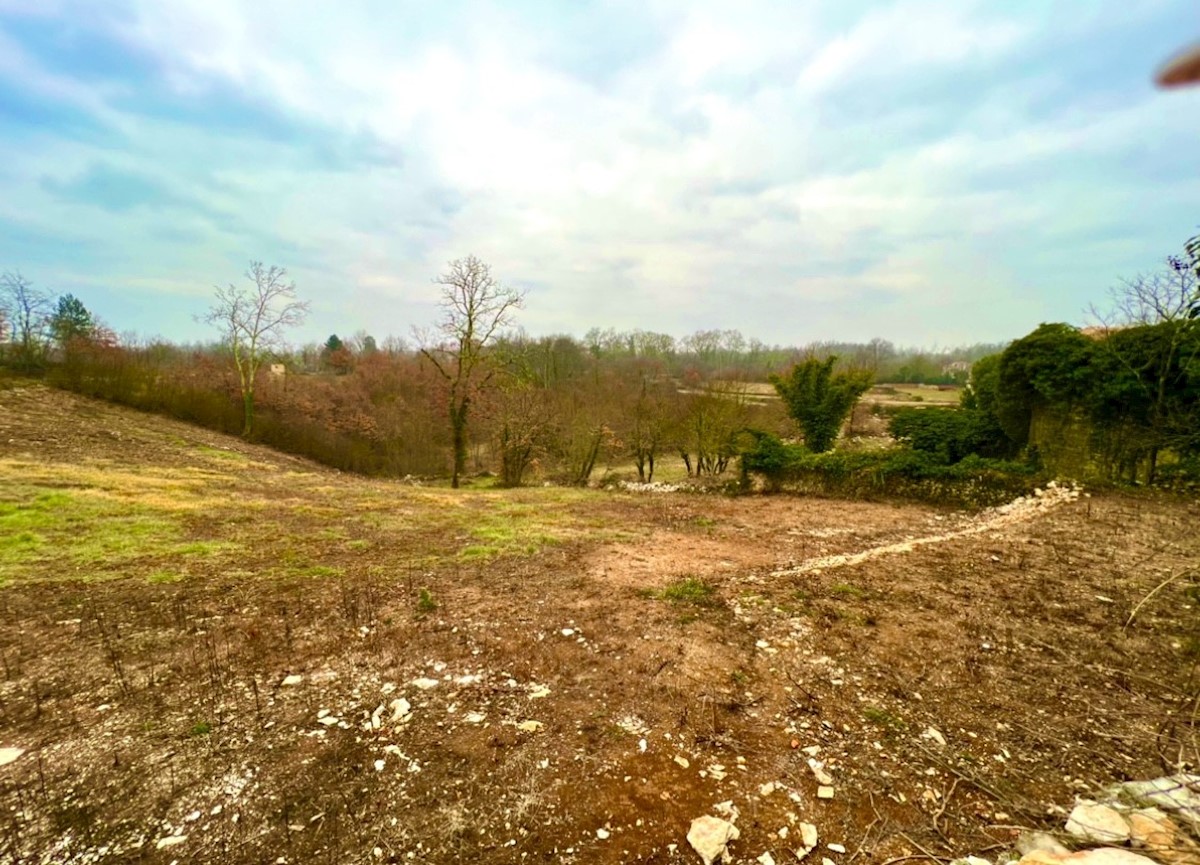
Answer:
top-left (1, 383), bottom-right (1198, 865)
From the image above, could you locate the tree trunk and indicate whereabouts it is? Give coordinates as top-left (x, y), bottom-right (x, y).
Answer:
top-left (242, 389), bottom-right (255, 437)
top-left (450, 399), bottom-right (468, 489)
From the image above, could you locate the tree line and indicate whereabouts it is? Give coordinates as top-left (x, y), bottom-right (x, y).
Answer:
top-left (5, 237), bottom-right (1197, 494)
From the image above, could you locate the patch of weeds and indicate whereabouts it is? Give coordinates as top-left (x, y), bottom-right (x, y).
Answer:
top-left (297, 565), bottom-right (341, 578)
top-left (417, 587), bottom-right (437, 615)
top-left (0, 487), bottom-right (233, 584)
top-left (171, 540), bottom-right (231, 557)
top-left (194, 445), bottom-right (245, 462)
top-left (654, 577), bottom-right (718, 606)
top-left (863, 706), bottom-right (904, 729)
top-left (345, 539), bottom-right (371, 551)
top-left (460, 545), bottom-right (501, 561)
top-left (693, 516), bottom-right (716, 530)
top-left (830, 583), bottom-right (866, 599)
top-left (190, 721), bottom-right (213, 736)
top-left (730, 669), bottom-right (749, 685)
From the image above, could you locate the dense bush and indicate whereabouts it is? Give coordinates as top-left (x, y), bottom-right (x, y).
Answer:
top-left (888, 407), bottom-right (1015, 463)
top-left (740, 431), bottom-right (1039, 507)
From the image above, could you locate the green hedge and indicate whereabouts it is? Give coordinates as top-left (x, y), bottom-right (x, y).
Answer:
top-left (740, 431), bottom-right (1040, 507)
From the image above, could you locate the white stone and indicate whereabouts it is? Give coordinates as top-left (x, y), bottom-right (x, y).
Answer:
top-left (0, 748), bottom-right (25, 767)
top-left (817, 786), bottom-right (835, 800)
top-left (675, 755), bottom-right (690, 769)
top-left (799, 822), bottom-right (819, 851)
top-left (411, 677), bottom-right (439, 690)
top-left (318, 716), bottom-right (339, 727)
top-left (528, 684), bottom-right (551, 699)
top-left (808, 759), bottom-right (833, 785)
top-left (687, 815), bottom-right (739, 865)
top-left (828, 843), bottom-right (846, 853)
top-left (374, 760), bottom-right (385, 772)
top-left (562, 628), bottom-right (575, 637)
top-left (390, 698), bottom-right (412, 722)
top-left (757, 853), bottom-right (776, 865)
top-left (922, 727), bottom-right (947, 747)
top-left (463, 712), bottom-right (485, 724)
top-left (1066, 802), bottom-right (1131, 844)
top-left (516, 720), bottom-right (543, 733)
top-left (280, 674), bottom-right (303, 687)
top-left (759, 782), bottom-right (776, 797)
top-left (156, 836), bottom-right (188, 850)
top-left (596, 828), bottom-right (610, 840)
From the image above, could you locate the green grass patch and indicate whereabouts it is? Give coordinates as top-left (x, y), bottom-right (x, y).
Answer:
top-left (295, 565), bottom-right (342, 578)
top-left (194, 445), bottom-right (246, 462)
top-left (0, 486), bottom-right (235, 585)
top-left (649, 577), bottom-right (718, 607)
top-left (830, 582), bottom-right (866, 599)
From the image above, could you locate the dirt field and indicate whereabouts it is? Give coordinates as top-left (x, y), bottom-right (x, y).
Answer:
top-left (1, 383), bottom-right (1198, 864)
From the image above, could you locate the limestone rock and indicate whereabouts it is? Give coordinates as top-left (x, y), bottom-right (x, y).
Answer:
top-left (1019, 850), bottom-right (1159, 865)
top-left (817, 786), bottom-right (835, 800)
top-left (0, 748), bottom-right (24, 767)
top-left (280, 674), bottom-right (303, 687)
top-left (1127, 808), bottom-right (1200, 865)
top-left (156, 835), bottom-right (188, 850)
top-left (1113, 777), bottom-right (1200, 830)
top-left (1016, 832), bottom-right (1070, 857)
top-left (1066, 803), bottom-right (1130, 844)
top-left (687, 815), bottom-right (739, 865)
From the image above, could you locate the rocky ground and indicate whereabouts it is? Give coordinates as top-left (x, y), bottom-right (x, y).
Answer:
top-left (1, 383), bottom-right (1199, 864)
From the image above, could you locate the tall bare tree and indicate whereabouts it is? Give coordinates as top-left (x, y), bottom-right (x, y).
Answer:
top-left (1, 271), bottom-right (54, 370)
top-left (202, 262), bottom-right (309, 437)
top-left (419, 256), bottom-right (524, 488)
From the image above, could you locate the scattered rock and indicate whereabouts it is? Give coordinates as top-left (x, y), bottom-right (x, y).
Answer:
top-left (390, 698), bottom-right (412, 723)
top-left (1112, 776), bottom-right (1200, 829)
top-left (828, 843), bottom-right (847, 854)
top-left (373, 759), bottom-right (385, 772)
top-left (757, 853), bottom-right (776, 865)
top-left (516, 720), bottom-right (544, 733)
top-left (596, 828), bottom-right (610, 840)
top-left (528, 684), bottom-right (551, 699)
top-left (280, 674), bottom-right (303, 687)
top-left (808, 758), bottom-right (833, 785)
top-left (817, 786), bottom-right (835, 800)
top-left (463, 712), bottom-right (486, 724)
top-left (675, 755), bottom-right (691, 769)
top-left (922, 727), bottom-right (947, 747)
top-left (1016, 832), bottom-right (1070, 857)
top-left (1066, 803), bottom-right (1130, 845)
top-left (0, 748), bottom-right (25, 767)
top-left (1019, 851), bottom-right (1158, 865)
top-left (687, 815), bottom-right (739, 865)
top-left (798, 822), bottom-right (819, 854)
top-left (411, 677), bottom-right (439, 690)
top-left (156, 835), bottom-right (188, 850)
top-left (759, 782), bottom-right (776, 797)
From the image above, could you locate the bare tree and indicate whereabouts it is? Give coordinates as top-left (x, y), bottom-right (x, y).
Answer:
top-left (201, 262), bottom-right (309, 437)
top-left (418, 256), bottom-right (524, 488)
top-left (1, 271), bottom-right (54, 370)
top-left (1088, 247), bottom-right (1200, 482)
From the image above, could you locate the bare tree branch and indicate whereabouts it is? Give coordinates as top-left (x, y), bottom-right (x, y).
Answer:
top-left (198, 262), bottom-right (309, 437)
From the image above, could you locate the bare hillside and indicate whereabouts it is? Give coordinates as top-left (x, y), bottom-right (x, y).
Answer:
top-left (1, 383), bottom-right (1197, 864)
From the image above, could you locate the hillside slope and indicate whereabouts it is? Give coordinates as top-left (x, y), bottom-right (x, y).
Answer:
top-left (1, 383), bottom-right (1198, 864)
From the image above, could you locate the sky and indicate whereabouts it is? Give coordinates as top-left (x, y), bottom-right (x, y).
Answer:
top-left (0, 0), bottom-right (1197, 349)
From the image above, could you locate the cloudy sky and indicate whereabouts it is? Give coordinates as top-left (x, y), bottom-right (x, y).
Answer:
top-left (1, 1), bottom-right (1197, 348)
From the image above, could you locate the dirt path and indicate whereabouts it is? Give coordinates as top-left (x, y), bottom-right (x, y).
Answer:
top-left (771, 481), bottom-right (1082, 577)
